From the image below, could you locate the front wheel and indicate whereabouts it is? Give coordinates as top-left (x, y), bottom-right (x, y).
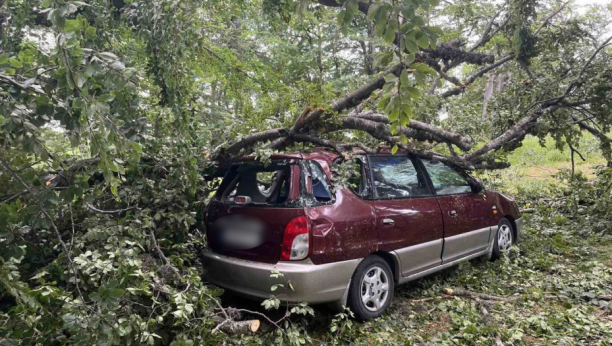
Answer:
top-left (490, 218), bottom-right (514, 260)
top-left (347, 255), bottom-right (394, 321)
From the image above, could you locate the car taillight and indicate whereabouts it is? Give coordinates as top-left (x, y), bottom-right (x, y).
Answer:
top-left (280, 216), bottom-right (310, 261)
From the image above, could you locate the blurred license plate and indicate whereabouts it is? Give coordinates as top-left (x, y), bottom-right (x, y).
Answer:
top-left (222, 228), bottom-right (262, 249)
top-left (214, 216), bottom-right (265, 250)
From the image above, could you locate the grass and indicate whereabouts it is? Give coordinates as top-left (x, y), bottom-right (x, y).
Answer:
top-left (479, 133), bottom-right (608, 198)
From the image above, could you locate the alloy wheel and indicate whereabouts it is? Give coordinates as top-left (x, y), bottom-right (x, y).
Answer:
top-left (498, 224), bottom-right (513, 251)
top-left (360, 266), bottom-right (389, 312)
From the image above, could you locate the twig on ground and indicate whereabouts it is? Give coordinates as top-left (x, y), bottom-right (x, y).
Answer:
top-left (148, 229), bottom-right (182, 279)
top-left (85, 202), bottom-right (136, 214)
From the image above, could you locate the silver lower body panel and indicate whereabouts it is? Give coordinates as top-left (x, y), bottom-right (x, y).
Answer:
top-left (393, 239), bottom-right (443, 277)
top-left (201, 249), bottom-right (360, 304)
top-left (442, 227), bottom-right (491, 263)
top-left (398, 247), bottom-right (489, 285)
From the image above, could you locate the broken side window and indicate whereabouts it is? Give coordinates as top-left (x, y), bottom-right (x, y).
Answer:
top-left (303, 160), bottom-right (333, 205)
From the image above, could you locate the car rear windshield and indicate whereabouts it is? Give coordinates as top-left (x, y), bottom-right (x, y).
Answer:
top-left (217, 162), bottom-right (294, 206)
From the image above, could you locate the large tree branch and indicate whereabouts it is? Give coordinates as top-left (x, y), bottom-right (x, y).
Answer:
top-left (217, 128), bottom-right (288, 160)
top-left (462, 105), bottom-right (561, 161)
top-left (302, 62), bottom-right (404, 129)
top-left (268, 62), bottom-right (405, 150)
top-left (440, 54), bottom-right (514, 98)
top-left (334, 117), bottom-right (474, 169)
top-left (422, 44), bottom-right (494, 66)
top-left (347, 111), bottom-right (472, 151)
top-left (292, 134), bottom-right (376, 155)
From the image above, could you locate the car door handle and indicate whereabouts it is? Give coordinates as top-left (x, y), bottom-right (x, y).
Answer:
top-left (449, 210), bottom-right (457, 216)
top-left (382, 218), bottom-right (395, 226)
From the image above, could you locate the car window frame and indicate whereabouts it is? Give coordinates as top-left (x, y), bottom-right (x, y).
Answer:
top-left (414, 157), bottom-right (480, 196)
top-left (214, 161), bottom-right (301, 207)
top-left (366, 154), bottom-right (435, 200)
top-left (301, 159), bottom-right (336, 206)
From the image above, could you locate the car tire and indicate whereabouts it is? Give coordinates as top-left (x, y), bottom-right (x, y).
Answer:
top-left (347, 255), bottom-right (394, 321)
top-left (490, 218), bottom-right (514, 261)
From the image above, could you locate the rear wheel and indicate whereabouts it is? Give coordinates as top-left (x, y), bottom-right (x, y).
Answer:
top-left (490, 218), bottom-right (514, 260)
top-left (347, 255), bottom-right (394, 321)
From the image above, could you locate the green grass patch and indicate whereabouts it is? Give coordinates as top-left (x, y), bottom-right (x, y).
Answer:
top-left (479, 133), bottom-right (607, 198)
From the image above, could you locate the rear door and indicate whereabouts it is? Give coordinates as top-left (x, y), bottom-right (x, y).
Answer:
top-left (302, 159), bottom-right (379, 264)
top-left (206, 162), bottom-right (303, 264)
top-left (419, 159), bottom-right (493, 263)
top-left (368, 155), bottom-right (444, 277)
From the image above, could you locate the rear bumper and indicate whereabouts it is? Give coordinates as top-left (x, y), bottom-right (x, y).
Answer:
top-left (201, 249), bottom-right (360, 304)
top-left (515, 217), bottom-right (524, 243)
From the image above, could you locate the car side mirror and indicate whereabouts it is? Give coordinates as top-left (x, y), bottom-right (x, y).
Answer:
top-left (471, 179), bottom-right (484, 194)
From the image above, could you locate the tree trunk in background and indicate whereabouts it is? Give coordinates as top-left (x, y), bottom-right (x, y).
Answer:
top-left (482, 72), bottom-right (512, 119)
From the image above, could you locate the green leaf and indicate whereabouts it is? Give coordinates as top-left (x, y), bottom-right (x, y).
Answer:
top-left (412, 15), bottom-right (425, 26)
top-left (401, 22), bottom-right (415, 34)
top-left (383, 19), bottom-right (398, 44)
top-left (402, 104), bottom-right (413, 119)
top-left (9, 58), bottom-right (22, 69)
top-left (367, 4), bottom-right (380, 21)
top-left (0, 54), bottom-right (8, 65)
top-left (131, 142), bottom-right (142, 154)
top-left (377, 95), bottom-right (391, 110)
top-left (400, 6), bottom-right (415, 20)
top-left (85, 63), bottom-right (96, 77)
top-left (400, 68), bottom-right (410, 86)
top-left (85, 26), bottom-right (97, 40)
top-left (416, 33), bottom-right (430, 49)
top-left (374, 5), bottom-right (390, 38)
top-left (64, 19), bottom-right (81, 32)
top-left (98, 94), bottom-right (115, 103)
top-left (406, 53), bottom-right (415, 64)
top-left (429, 0), bottom-right (440, 6)
top-left (391, 145), bottom-right (398, 155)
top-left (424, 26), bottom-right (444, 35)
top-left (405, 39), bottom-right (419, 54)
top-left (384, 74), bottom-right (397, 83)
top-left (76, 73), bottom-right (86, 88)
top-left (24, 122), bottom-right (39, 132)
top-left (388, 109), bottom-right (399, 122)
top-left (411, 62), bottom-right (436, 74)
top-left (407, 87), bottom-right (421, 99)
top-left (109, 288), bottom-right (124, 299)
top-left (374, 51), bottom-right (393, 67)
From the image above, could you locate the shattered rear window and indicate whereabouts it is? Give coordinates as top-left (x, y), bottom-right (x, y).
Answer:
top-left (218, 162), bottom-right (293, 206)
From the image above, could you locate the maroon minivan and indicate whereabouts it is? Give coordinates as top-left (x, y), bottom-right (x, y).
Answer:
top-left (202, 149), bottom-right (522, 320)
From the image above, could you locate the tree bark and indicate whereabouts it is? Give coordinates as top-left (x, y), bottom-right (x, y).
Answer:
top-left (211, 316), bottom-right (260, 335)
top-left (347, 111), bottom-right (472, 151)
